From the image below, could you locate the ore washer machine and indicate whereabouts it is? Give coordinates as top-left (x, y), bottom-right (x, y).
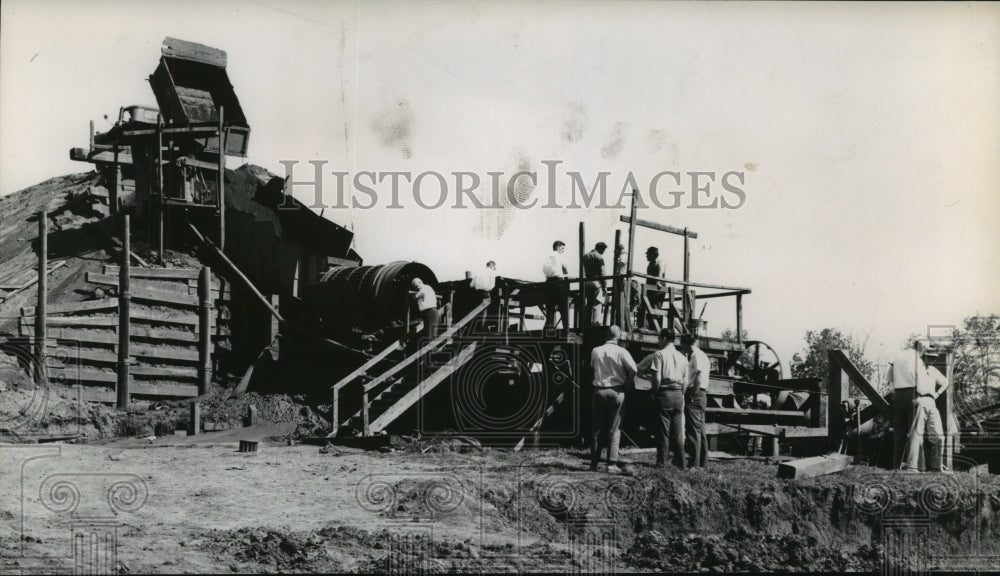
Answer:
top-left (68, 36), bottom-right (845, 453)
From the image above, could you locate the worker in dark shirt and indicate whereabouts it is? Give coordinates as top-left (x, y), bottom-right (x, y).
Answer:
top-left (637, 246), bottom-right (665, 331)
top-left (582, 242), bottom-right (608, 328)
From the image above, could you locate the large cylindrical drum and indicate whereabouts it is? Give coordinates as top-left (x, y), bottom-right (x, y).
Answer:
top-left (304, 261), bottom-right (437, 336)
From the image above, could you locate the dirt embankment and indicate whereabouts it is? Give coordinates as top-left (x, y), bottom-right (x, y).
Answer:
top-left (187, 451), bottom-right (1000, 573)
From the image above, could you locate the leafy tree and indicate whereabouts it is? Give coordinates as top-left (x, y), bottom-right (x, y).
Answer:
top-left (791, 328), bottom-right (877, 395)
top-left (950, 314), bottom-right (1000, 405)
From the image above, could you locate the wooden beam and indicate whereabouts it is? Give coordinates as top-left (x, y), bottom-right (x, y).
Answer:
top-left (22, 298), bottom-right (117, 317)
top-left (619, 215), bottom-right (698, 238)
top-left (103, 265), bottom-right (202, 280)
top-left (631, 271), bottom-right (751, 294)
top-left (777, 453), bottom-right (852, 479)
top-left (706, 407), bottom-right (807, 417)
top-left (131, 345), bottom-right (199, 363)
top-left (21, 316), bottom-right (117, 329)
top-left (829, 350), bottom-right (892, 418)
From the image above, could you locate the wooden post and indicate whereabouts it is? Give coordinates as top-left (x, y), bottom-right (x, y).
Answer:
top-left (190, 402), bottom-right (201, 436)
top-left (626, 191), bottom-right (638, 283)
top-left (827, 351), bottom-right (849, 453)
top-left (667, 286), bottom-right (675, 334)
top-left (117, 214), bottom-right (131, 409)
top-left (156, 114), bottom-right (164, 266)
top-left (218, 106), bottom-right (226, 251)
top-left (362, 389), bottom-right (370, 437)
top-left (944, 351), bottom-right (955, 470)
top-left (35, 210), bottom-right (47, 384)
top-left (331, 387), bottom-right (340, 435)
top-left (198, 267), bottom-right (213, 395)
top-left (683, 227), bottom-right (690, 285)
top-left (578, 222), bottom-right (585, 330)
top-left (736, 294), bottom-right (743, 344)
top-left (613, 229), bottom-right (623, 328)
top-left (89, 120), bottom-right (95, 153)
top-left (446, 290), bottom-right (454, 331)
top-left (111, 141), bottom-right (119, 217)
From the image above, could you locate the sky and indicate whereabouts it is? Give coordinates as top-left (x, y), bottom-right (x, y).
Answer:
top-left (2, 0), bottom-right (998, 371)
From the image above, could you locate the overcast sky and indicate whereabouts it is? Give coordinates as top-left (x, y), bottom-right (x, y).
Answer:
top-left (2, 0), bottom-right (998, 369)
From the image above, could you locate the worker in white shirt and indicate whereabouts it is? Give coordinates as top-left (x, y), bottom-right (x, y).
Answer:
top-left (886, 342), bottom-right (922, 468)
top-left (901, 341), bottom-right (949, 472)
top-left (681, 333), bottom-right (710, 468)
top-left (410, 278), bottom-right (439, 340)
top-left (636, 328), bottom-right (689, 469)
top-left (470, 261), bottom-right (497, 294)
top-left (542, 241), bottom-right (570, 329)
top-left (927, 364), bottom-right (959, 470)
top-left (589, 325), bottom-right (637, 473)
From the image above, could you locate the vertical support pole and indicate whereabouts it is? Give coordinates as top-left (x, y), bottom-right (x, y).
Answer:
top-left (111, 142), bottom-right (119, 217)
top-left (89, 120), bottom-right (95, 153)
top-left (578, 221), bottom-right (585, 330)
top-left (683, 228), bottom-right (691, 327)
top-left (35, 210), bottom-right (47, 384)
top-left (362, 389), bottom-right (370, 437)
top-left (331, 388), bottom-right (340, 437)
top-left (944, 351), bottom-right (954, 469)
top-left (189, 402), bottom-right (201, 436)
top-left (683, 228), bottom-right (690, 284)
top-left (156, 114), bottom-right (164, 266)
top-left (198, 267), bottom-right (213, 396)
top-left (218, 106), bottom-right (226, 251)
top-left (667, 286), bottom-right (676, 334)
top-left (770, 437), bottom-right (780, 458)
top-left (626, 191), bottom-right (637, 282)
top-left (446, 291), bottom-right (454, 331)
top-left (117, 215), bottom-right (131, 410)
top-left (736, 294), bottom-right (744, 344)
top-left (612, 229), bottom-right (623, 328)
top-left (827, 351), bottom-right (848, 453)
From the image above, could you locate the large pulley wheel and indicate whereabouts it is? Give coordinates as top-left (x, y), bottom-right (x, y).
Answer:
top-left (741, 340), bottom-right (783, 382)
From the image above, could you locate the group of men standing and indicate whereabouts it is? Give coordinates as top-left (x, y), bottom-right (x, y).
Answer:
top-left (887, 339), bottom-right (952, 473)
top-left (548, 240), bottom-right (666, 331)
top-left (589, 325), bottom-right (710, 472)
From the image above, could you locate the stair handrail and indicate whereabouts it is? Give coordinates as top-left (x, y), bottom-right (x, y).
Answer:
top-left (363, 298), bottom-right (490, 394)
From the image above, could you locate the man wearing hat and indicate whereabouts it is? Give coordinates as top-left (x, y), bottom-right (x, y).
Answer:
top-left (637, 246), bottom-right (665, 330)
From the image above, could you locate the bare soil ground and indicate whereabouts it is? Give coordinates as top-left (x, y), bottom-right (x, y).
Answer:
top-left (3, 432), bottom-right (1000, 574)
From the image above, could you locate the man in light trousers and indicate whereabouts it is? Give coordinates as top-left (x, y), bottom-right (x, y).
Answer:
top-left (589, 325), bottom-right (637, 473)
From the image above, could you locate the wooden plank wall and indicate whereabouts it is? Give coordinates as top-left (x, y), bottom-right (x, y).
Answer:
top-left (20, 266), bottom-right (230, 403)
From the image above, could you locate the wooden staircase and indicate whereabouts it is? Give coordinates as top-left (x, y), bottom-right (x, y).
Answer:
top-left (329, 299), bottom-right (490, 437)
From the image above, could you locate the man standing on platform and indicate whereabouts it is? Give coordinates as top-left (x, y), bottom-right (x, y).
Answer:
top-left (637, 328), bottom-right (688, 469)
top-left (582, 242), bottom-right (608, 327)
top-left (681, 332), bottom-right (710, 468)
top-left (542, 241), bottom-right (570, 329)
top-left (638, 247), bottom-right (665, 331)
top-left (589, 325), bottom-right (636, 473)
